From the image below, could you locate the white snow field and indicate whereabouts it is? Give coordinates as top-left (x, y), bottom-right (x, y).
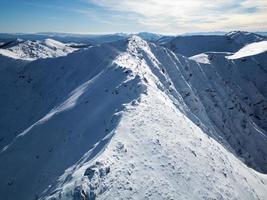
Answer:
top-left (227, 41), bottom-right (267, 59)
top-left (0, 35), bottom-right (266, 200)
top-left (189, 53), bottom-right (211, 64)
top-left (0, 38), bottom-right (77, 60)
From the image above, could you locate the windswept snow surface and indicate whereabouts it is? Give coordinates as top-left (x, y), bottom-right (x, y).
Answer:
top-left (227, 41), bottom-right (267, 59)
top-left (0, 38), bottom-right (76, 60)
top-left (0, 35), bottom-right (266, 200)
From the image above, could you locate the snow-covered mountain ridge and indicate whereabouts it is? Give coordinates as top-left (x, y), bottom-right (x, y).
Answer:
top-left (0, 38), bottom-right (77, 60)
top-left (0, 34), bottom-right (266, 200)
top-left (162, 31), bottom-right (266, 57)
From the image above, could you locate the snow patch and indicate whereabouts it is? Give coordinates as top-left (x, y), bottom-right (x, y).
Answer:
top-left (227, 41), bottom-right (267, 59)
top-left (189, 53), bottom-right (210, 64)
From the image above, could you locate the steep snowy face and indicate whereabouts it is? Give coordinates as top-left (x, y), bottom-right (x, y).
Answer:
top-left (0, 36), bottom-right (148, 200)
top-left (137, 39), bottom-right (267, 174)
top-left (178, 51), bottom-right (267, 173)
top-left (0, 36), bottom-right (266, 200)
top-left (0, 38), bottom-right (77, 60)
top-left (162, 31), bottom-right (265, 57)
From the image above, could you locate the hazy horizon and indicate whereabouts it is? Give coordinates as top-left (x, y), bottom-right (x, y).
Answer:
top-left (1, 31), bottom-right (267, 36)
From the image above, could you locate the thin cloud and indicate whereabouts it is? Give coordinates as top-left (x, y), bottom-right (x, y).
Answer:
top-left (87, 0), bottom-right (267, 33)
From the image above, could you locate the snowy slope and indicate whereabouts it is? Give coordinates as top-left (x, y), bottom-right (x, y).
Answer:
top-left (44, 88), bottom-right (267, 200)
top-left (0, 38), bottom-right (77, 60)
top-left (0, 36), bottom-right (266, 200)
top-left (227, 41), bottom-right (267, 59)
top-left (162, 31), bottom-right (265, 57)
top-left (226, 31), bottom-right (265, 45)
top-left (189, 53), bottom-right (211, 64)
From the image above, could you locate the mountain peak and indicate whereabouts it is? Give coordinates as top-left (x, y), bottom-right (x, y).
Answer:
top-left (0, 38), bottom-right (77, 60)
top-left (226, 31), bottom-right (264, 44)
top-left (128, 35), bottom-right (148, 46)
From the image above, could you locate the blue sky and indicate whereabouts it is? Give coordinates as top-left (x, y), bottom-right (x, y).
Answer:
top-left (0, 0), bottom-right (267, 34)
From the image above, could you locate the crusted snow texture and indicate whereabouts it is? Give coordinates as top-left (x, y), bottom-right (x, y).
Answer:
top-left (0, 35), bottom-right (266, 200)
